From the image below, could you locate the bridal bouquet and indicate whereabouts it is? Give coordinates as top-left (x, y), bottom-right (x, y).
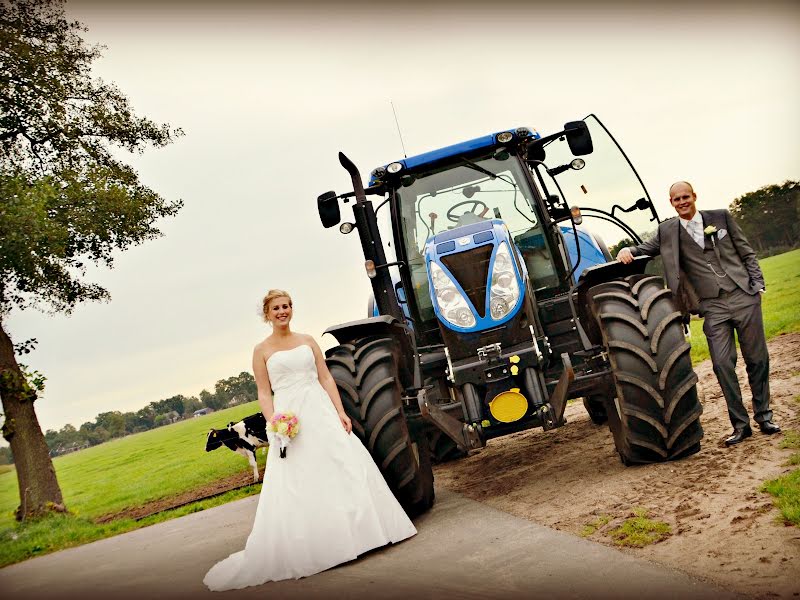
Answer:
top-left (267, 412), bottom-right (300, 458)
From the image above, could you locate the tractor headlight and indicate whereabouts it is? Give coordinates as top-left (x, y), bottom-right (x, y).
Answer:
top-left (496, 131), bottom-right (513, 143)
top-left (429, 262), bottom-right (476, 328)
top-left (489, 242), bottom-right (520, 320)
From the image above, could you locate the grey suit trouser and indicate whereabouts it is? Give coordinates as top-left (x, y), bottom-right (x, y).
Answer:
top-left (700, 287), bottom-right (772, 430)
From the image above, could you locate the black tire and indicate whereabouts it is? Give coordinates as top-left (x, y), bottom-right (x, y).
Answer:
top-left (326, 336), bottom-right (434, 516)
top-left (428, 429), bottom-right (468, 464)
top-left (589, 274), bottom-right (704, 464)
top-left (582, 395), bottom-right (608, 425)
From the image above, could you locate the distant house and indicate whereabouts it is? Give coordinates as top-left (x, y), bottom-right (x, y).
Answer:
top-left (193, 408), bottom-right (214, 418)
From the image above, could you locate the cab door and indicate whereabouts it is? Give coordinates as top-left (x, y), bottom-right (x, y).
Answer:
top-left (534, 114), bottom-right (661, 268)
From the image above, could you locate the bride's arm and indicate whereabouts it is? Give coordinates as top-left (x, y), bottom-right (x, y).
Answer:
top-left (253, 345), bottom-right (274, 420)
top-left (308, 336), bottom-right (352, 434)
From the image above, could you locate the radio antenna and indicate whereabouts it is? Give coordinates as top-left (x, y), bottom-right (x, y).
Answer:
top-left (390, 101), bottom-right (408, 159)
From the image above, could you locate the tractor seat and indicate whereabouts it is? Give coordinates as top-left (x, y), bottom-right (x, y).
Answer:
top-left (455, 212), bottom-right (487, 227)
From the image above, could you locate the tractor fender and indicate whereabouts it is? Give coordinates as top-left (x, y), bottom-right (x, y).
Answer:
top-left (324, 316), bottom-right (418, 387)
top-left (574, 255), bottom-right (652, 345)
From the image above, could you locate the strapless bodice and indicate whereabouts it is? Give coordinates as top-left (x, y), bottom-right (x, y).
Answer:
top-left (267, 345), bottom-right (318, 391)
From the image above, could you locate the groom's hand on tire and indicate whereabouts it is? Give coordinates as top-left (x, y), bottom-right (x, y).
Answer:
top-left (617, 247), bottom-right (634, 264)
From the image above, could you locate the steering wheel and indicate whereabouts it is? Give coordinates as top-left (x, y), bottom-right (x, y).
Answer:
top-left (446, 200), bottom-right (490, 223)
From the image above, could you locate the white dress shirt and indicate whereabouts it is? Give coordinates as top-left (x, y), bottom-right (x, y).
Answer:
top-left (680, 211), bottom-right (705, 248)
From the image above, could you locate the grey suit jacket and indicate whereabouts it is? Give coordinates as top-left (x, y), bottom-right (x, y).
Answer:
top-left (631, 209), bottom-right (765, 314)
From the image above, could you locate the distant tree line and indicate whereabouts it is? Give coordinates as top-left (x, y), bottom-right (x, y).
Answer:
top-left (729, 180), bottom-right (799, 257)
top-left (5, 372), bottom-right (257, 460)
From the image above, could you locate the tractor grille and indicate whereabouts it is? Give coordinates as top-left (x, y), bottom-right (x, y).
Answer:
top-left (441, 244), bottom-right (493, 318)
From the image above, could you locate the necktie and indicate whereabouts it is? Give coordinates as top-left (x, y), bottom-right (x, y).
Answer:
top-left (687, 220), bottom-right (704, 248)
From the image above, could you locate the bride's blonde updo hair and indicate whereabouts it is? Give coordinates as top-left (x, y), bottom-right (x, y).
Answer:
top-left (262, 289), bottom-right (292, 323)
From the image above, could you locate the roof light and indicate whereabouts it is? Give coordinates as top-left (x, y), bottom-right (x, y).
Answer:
top-left (496, 131), bottom-right (513, 143)
top-left (570, 206), bottom-right (583, 225)
top-left (571, 158), bottom-right (585, 170)
top-left (515, 127), bottom-right (531, 138)
top-left (339, 222), bottom-right (355, 234)
top-left (371, 166), bottom-right (387, 179)
top-left (386, 162), bottom-right (403, 174)
top-left (365, 260), bottom-right (377, 278)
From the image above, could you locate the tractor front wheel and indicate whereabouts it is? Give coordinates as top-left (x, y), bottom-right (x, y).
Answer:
top-left (326, 336), bottom-right (434, 516)
top-left (428, 429), bottom-right (468, 464)
top-left (589, 274), bottom-right (704, 464)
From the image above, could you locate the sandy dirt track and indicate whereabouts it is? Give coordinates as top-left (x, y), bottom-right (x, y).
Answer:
top-left (435, 332), bottom-right (800, 599)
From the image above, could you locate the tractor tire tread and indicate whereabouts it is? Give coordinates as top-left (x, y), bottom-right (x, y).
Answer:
top-left (591, 275), bottom-right (704, 464)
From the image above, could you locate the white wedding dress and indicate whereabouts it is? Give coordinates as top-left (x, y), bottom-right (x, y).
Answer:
top-left (203, 344), bottom-right (417, 591)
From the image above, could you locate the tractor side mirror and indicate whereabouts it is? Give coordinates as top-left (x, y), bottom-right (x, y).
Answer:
top-left (564, 121), bottom-right (593, 156)
top-left (317, 191), bottom-right (341, 228)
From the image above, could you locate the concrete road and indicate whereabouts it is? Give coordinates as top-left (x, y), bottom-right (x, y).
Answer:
top-left (0, 488), bottom-right (738, 600)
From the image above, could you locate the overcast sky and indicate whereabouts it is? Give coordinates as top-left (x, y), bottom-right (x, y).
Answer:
top-left (5, 0), bottom-right (799, 436)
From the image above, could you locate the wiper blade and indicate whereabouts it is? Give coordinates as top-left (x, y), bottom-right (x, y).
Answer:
top-left (460, 158), bottom-right (516, 188)
top-left (461, 158), bottom-right (499, 180)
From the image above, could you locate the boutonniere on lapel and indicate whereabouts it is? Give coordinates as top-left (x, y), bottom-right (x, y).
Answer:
top-left (704, 225), bottom-right (718, 247)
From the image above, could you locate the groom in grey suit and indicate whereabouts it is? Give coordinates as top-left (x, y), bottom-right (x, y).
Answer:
top-left (618, 181), bottom-right (780, 446)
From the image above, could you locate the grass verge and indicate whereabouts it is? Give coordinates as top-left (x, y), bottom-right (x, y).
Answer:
top-left (580, 514), bottom-right (611, 537)
top-left (762, 430), bottom-right (800, 526)
top-left (608, 508), bottom-right (671, 547)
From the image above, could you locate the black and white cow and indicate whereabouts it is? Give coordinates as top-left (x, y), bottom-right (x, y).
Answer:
top-left (205, 412), bottom-right (269, 482)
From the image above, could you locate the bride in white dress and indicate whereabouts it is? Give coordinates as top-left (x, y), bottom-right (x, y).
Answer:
top-left (203, 289), bottom-right (417, 591)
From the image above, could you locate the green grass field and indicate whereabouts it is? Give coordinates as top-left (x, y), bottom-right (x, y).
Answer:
top-left (688, 249), bottom-right (800, 364)
top-left (0, 402), bottom-right (266, 530)
top-left (0, 250), bottom-right (798, 566)
top-left (0, 402), bottom-right (267, 566)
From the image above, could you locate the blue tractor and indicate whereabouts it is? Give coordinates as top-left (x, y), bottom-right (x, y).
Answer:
top-left (317, 115), bottom-right (703, 515)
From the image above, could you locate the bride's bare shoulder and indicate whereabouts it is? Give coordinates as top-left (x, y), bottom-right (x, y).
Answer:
top-left (253, 338), bottom-right (274, 361)
top-left (296, 332), bottom-right (319, 349)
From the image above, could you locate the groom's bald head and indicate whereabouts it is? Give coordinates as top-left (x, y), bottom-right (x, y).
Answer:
top-left (669, 181), bottom-right (695, 197)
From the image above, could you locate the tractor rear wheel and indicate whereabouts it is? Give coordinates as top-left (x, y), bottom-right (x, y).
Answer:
top-left (589, 274), bottom-right (704, 464)
top-left (326, 336), bottom-right (434, 516)
top-left (582, 395), bottom-right (608, 425)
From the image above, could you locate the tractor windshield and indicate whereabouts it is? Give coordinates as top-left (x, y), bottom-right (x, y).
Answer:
top-left (397, 155), bottom-right (544, 252)
top-left (395, 155), bottom-right (556, 323)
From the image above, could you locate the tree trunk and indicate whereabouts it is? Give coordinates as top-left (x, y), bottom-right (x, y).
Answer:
top-left (0, 319), bottom-right (66, 520)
